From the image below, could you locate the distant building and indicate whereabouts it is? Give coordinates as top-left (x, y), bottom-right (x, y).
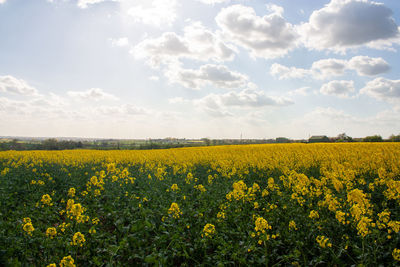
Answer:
top-left (308, 135), bottom-right (330, 143)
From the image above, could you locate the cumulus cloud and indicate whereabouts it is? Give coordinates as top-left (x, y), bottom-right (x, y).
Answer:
top-left (93, 104), bottom-right (149, 116)
top-left (132, 22), bottom-right (235, 67)
top-left (270, 63), bottom-right (309, 80)
top-left (288, 87), bottom-right (311, 96)
top-left (196, 0), bottom-right (229, 4)
top-left (77, 0), bottom-right (117, 9)
top-left (165, 64), bottom-right (249, 90)
top-left (0, 75), bottom-right (38, 96)
top-left (360, 77), bottom-right (400, 102)
top-left (126, 0), bottom-right (178, 27)
top-left (320, 80), bottom-right (355, 98)
top-left (67, 88), bottom-right (118, 101)
top-left (348, 56), bottom-right (390, 76)
top-left (270, 56), bottom-right (390, 80)
top-left (298, 0), bottom-right (400, 52)
top-left (215, 4), bottom-right (298, 59)
top-left (194, 89), bottom-right (293, 116)
top-left (311, 58), bottom-right (347, 78)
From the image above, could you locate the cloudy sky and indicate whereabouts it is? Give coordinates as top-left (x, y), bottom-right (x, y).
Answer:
top-left (1, 0), bottom-right (400, 139)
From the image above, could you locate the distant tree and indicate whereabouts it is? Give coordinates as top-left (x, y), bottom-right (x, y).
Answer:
top-left (43, 138), bottom-right (60, 150)
top-left (202, 138), bottom-right (211, 146)
top-left (389, 134), bottom-right (400, 142)
top-left (363, 135), bottom-right (383, 142)
top-left (337, 133), bottom-right (353, 142)
top-left (276, 137), bottom-right (291, 143)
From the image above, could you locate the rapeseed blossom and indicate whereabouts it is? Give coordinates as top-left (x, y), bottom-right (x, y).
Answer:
top-left (168, 202), bottom-right (182, 219)
top-left (41, 194), bottom-right (53, 206)
top-left (202, 223), bottom-right (216, 238)
top-left (46, 227), bottom-right (57, 239)
top-left (71, 232), bottom-right (86, 247)
top-left (60, 255), bottom-right (76, 267)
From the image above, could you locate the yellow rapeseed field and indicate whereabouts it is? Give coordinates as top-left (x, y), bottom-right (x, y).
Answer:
top-left (1, 143), bottom-right (400, 266)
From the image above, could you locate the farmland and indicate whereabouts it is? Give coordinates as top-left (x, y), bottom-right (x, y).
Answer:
top-left (1, 143), bottom-right (400, 266)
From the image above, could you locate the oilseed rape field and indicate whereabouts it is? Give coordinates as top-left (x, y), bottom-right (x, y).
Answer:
top-left (1, 144), bottom-right (400, 266)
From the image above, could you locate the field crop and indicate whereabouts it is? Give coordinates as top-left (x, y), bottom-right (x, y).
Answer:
top-left (1, 143), bottom-right (400, 266)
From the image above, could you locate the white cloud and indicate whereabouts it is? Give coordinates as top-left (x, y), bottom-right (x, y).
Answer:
top-left (132, 22), bottom-right (235, 67)
top-left (0, 75), bottom-right (38, 96)
top-left (270, 56), bottom-right (390, 80)
top-left (320, 80), bottom-right (355, 98)
top-left (288, 87), bottom-right (311, 96)
top-left (360, 77), bottom-right (400, 102)
top-left (194, 89), bottom-right (293, 116)
top-left (270, 63), bottom-right (309, 80)
top-left (0, 0), bottom-right (7, 4)
top-left (298, 0), bottom-right (400, 52)
top-left (126, 0), bottom-right (178, 27)
top-left (77, 0), bottom-right (116, 9)
top-left (168, 97), bottom-right (189, 104)
top-left (348, 56), bottom-right (390, 76)
top-left (109, 37), bottom-right (129, 47)
top-left (196, 0), bottom-right (229, 4)
top-left (67, 88), bottom-right (119, 101)
top-left (311, 58), bottom-right (347, 78)
top-left (165, 63), bottom-right (249, 90)
top-left (216, 4), bottom-right (298, 59)
top-left (93, 104), bottom-right (149, 116)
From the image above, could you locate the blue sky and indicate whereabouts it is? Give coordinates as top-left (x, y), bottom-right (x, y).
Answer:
top-left (1, 0), bottom-right (400, 139)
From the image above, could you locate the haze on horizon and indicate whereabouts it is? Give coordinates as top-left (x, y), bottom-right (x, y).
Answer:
top-left (1, 0), bottom-right (400, 140)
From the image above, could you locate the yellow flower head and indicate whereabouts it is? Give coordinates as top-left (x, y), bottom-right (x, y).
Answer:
top-left (316, 235), bottom-right (332, 248)
top-left (168, 202), bottom-right (182, 219)
top-left (23, 222), bottom-right (35, 236)
top-left (46, 227), bottom-right (57, 239)
top-left (393, 248), bottom-right (400, 261)
top-left (71, 232), bottom-right (86, 247)
top-left (202, 223), bottom-right (216, 238)
top-left (309, 210), bottom-right (319, 219)
top-left (41, 194), bottom-right (52, 206)
top-left (254, 217), bottom-right (271, 233)
top-left (68, 188), bottom-right (76, 197)
top-left (289, 220), bottom-right (298, 231)
top-left (60, 255), bottom-right (75, 267)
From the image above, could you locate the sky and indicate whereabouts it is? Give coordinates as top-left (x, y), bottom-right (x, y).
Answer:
top-left (0, 0), bottom-right (400, 139)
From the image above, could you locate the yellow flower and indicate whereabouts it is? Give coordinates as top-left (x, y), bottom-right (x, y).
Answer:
top-left (89, 228), bottom-right (96, 234)
top-left (309, 210), bottom-right (319, 219)
top-left (170, 184), bottom-right (179, 191)
top-left (68, 188), bottom-right (76, 197)
top-left (254, 217), bottom-right (271, 233)
top-left (41, 194), bottom-right (52, 206)
top-left (60, 255), bottom-right (76, 267)
top-left (23, 222), bottom-right (35, 236)
top-left (393, 248), bottom-right (400, 261)
top-left (46, 227), bottom-right (57, 239)
top-left (46, 264), bottom-right (56, 267)
top-left (316, 235), bottom-right (332, 248)
top-left (194, 184), bottom-right (206, 193)
top-left (23, 217), bottom-right (31, 224)
top-left (168, 202), bottom-right (182, 219)
top-left (202, 223), bottom-right (216, 238)
top-left (217, 211), bottom-right (226, 219)
top-left (71, 232), bottom-right (86, 247)
top-left (289, 220), bottom-right (298, 231)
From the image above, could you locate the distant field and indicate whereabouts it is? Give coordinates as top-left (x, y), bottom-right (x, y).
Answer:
top-left (1, 143), bottom-right (400, 266)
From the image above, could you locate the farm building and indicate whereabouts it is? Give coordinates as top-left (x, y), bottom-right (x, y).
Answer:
top-left (308, 135), bottom-right (330, 143)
